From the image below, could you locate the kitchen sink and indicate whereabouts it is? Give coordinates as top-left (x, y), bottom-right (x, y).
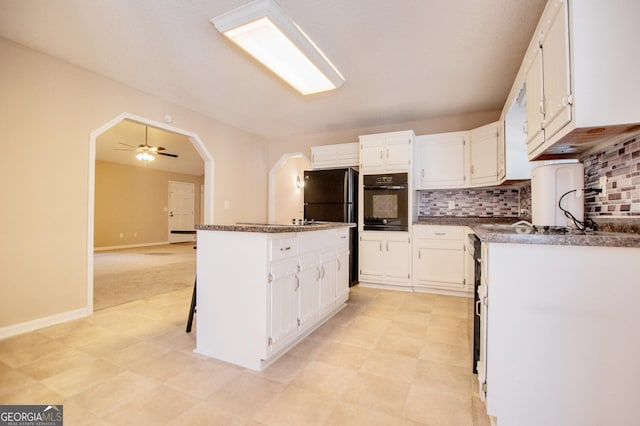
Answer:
top-left (479, 221), bottom-right (534, 232)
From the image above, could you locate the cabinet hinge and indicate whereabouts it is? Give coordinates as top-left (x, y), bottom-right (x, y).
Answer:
top-left (297, 318), bottom-right (301, 326)
top-left (268, 273), bottom-right (273, 283)
top-left (268, 336), bottom-right (273, 346)
top-left (407, 273), bottom-right (410, 279)
top-left (567, 94), bottom-right (574, 105)
top-left (463, 278), bottom-right (466, 285)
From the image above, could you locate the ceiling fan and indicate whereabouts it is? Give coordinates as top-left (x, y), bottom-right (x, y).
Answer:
top-left (115, 125), bottom-right (178, 164)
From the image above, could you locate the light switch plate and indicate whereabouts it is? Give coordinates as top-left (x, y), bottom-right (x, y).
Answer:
top-left (448, 201), bottom-right (456, 209)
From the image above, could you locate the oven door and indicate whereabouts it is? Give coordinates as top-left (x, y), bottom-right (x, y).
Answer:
top-left (363, 185), bottom-right (408, 231)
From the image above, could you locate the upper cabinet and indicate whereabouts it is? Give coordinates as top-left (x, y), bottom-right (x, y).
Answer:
top-left (359, 130), bottom-right (414, 174)
top-left (311, 142), bottom-right (358, 169)
top-left (511, 0), bottom-right (640, 160)
top-left (415, 131), bottom-right (468, 189)
top-left (469, 122), bottom-right (499, 186)
top-left (414, 121), bottom-right (529, 190)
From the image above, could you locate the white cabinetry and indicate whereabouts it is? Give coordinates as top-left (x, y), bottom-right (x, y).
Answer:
top-left (514, 0), bottom-right (640, 159)
top-left (414, 131), bottom-right (468, 189)
top-left (412, 225), bottom-right (472, 295)
top-left (359, 131), bottom-right (414, 174)
top-left (195, 226), bottom-right (351, 371)
top-left (359, 231), bottom-right (411, 289)
top-left (483, 242), bottom-right (640, 425)
top-left (311, 142), bottom-right (358, 169)
top-left (469, 122), bottom-right (499, 186)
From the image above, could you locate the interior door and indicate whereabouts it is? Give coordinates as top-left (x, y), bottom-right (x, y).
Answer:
top-left (168, 181), bottom-right (194, 243)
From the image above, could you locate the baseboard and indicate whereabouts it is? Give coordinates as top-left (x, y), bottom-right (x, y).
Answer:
top-left (0, 307), bottom-right (89, 340)
top-left (94, 241), bottom-right (170, 252)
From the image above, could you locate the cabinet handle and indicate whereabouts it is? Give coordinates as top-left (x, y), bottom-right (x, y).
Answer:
top-left (386, 241), bottom-right (389, 251)
top-left (337, 259), bottom-right (341, 271)
top-left (435, 232), bottom-right (446, 236)
top-left (386, 148), bottom-right (389, 159)
top-left (317, 266), bottom-right (322, 282)
top-left (280, 246), bottom-right (291, 252)
top-left (379, 150), bottom-right (383, 160)
top-left (475, 300), bottom-right (481, 317)
top-left (295, 274), bottom-right (299, 291)
top-left (470, 165), bottom-right (474, 175)
top-left (418, 250), bottom-right (421, 260)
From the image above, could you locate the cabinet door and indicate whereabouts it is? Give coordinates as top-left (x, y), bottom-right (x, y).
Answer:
top-left (298, 254), bottom-right (320, 328)
top-left (269, 260), bottom-right (299, 352)
top-left (414, 241), bottom-right (465, 289)
top-left (360, 141), bottom-right (385, 173)
top-left (336, 249), bottom-right (350, 302)
top-left (470, 122), bottom-right (499, 186)
top-left (311, 143), bottom-right (358, 169)
top-left (359, 233), bottom-right (385, 280)
top-left (525, 46), bottom-right (545, 155)
top-left (541, 0), bottom-right (571, 142)
top-left (418, 133), bottom-right (467, 188)
top-left (384, 234), bottom-right (411, 284)
top-left (384, 137), bottom-right (412, 172)
top-left (319, 254), bottom-right (337, 315)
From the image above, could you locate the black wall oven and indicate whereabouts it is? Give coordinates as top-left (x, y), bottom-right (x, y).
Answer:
top-left (363, 173), bottom-right (409, 231)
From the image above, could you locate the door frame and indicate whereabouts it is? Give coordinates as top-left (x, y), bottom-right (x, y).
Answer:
top-left (268, 152), bottom-right (310, 223)
top-left (168, 180), bottom-right (196, 243)
top-left (87, 112), bottom-right (214, 314)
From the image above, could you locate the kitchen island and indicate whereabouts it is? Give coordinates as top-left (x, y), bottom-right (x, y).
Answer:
top-left (194, 222), bottom-right (354, 371)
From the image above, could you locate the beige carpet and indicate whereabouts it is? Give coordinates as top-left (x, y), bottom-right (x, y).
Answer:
top-left (93, 242), bottom-right (196, 310)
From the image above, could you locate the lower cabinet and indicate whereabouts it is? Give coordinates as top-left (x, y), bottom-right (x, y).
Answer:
top-left (412, 225), bottom-right (473, 295)
top-left (195, 226), bottom-right (351, 371)
top-left (359, 231), bottom-right (411, 288)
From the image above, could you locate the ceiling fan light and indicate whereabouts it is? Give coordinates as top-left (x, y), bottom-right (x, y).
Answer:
top-left (211, 0), bottom-right (344, 95)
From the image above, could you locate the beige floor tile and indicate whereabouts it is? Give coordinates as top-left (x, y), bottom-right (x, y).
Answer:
top-left (252, 385), bottom-right (337, 426)
top-left (65, 371), bottom-right (158, 416)
top-left (18, 347), bottom-right (97, 381)
top-left (419, 341), bottom-right (471, 369)
top-left (286, 334), bottom-right (329, 359)
top-left (256, 352), bottom-right (310, 384)
top-left (0, 380), bottom-right (63, 405)
top-left (102, 384), bottom-right (198, 425)
top-left (207, 371), bottom-right (285, 417)
top-left (168, 401), bottom-right (251, 426)
top-left (325, 401), bottom-right (421, 426)
top-left (413, 359), bottom-right (473, 399)
top-left (357, 306), bottom-right (397, 322)
top-left (334, 326), bottom-right (381, 349)
top-left (60, 400), bottom-right (112, 426)
top-left (429, 314), bottom-right (470, 330)
top-left (342, 372), bottom-right (410, 417)
top-left (165, 358), bottom-right (243, 399)
top-left (55, 323), bottom-right (121, 349)
top-left (348, 315), bottom-right (392, 333)
top-left (400, 300), bottom-right (435, 314)
top-left (291, 360), bottom-right (358, 399)
top-left (99, 339), bottom-right (172, 369)
top-left (40, 358), bottom-right (124, 398)
top-left (402, 383), bottom-right (473, 426)
top-left (384, 320), bottom-right (429, 339)
top-left (0, 333), bottom-right (67, 368)
top-left (425, 325), bottom-right (470, 349)
top-left (314, 341), bottom-right (371, 370)
top-left (0, 368), bottom-right (49, 402)
top-left (360, 351), bottom-right (418, 383)
top-left (75, 332), bottom-right (141, 357)
top-left (127, 349), bottom-right (206, 382)
top-left (374, 334), bottom-right (423, 358)
top-left (391, 310), bottom-right (431, 326)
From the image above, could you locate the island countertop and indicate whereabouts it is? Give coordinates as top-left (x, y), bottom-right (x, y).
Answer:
top-left (195, 221), bottom-right (355, 233)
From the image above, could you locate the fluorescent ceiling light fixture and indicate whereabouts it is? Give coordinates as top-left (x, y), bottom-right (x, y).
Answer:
top-left (211, 0), bottom-right (345, 95)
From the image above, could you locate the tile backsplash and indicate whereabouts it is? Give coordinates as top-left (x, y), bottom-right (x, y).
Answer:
top-left (583, 136), bottom-right (640, 217)
top-left (417, 185), bottom-right (531, 218)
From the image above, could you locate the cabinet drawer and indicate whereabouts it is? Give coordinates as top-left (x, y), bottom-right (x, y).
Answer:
top-left (336, 228), bottom-right (350, 248)
top-left (413, 225), bottom-right (465, 240)
top-left (270, 236), bottom-right (297, 261)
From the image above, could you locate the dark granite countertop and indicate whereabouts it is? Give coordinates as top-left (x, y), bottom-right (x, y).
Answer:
top-left (195, 221), bottom-right (355, 234)
top-left (415, 216), bottom-right (640, 248)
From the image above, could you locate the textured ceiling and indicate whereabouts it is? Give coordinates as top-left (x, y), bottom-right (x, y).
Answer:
top-left (0, 0), bottom-right (546, 142)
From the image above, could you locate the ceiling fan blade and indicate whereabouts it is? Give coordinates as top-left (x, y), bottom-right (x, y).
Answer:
top-left (118, 142), bottom-right (136, 148)
top-left (158, 152), bottom-right (178, 158)
top-left (114, 148), bottom-right (134, 151)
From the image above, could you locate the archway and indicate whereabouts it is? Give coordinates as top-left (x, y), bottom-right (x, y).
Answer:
top-left (87, 112), bottom-right (214, 313)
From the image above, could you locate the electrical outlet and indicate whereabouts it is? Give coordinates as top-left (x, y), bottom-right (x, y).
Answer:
top-left (599, 176), bottom-right (607, 197)
top-left (448, 201), bottom-right (456, 210)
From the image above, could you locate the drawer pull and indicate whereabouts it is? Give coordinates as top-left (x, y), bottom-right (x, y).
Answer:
top-left (435, 232), bottom-right (446, 236)
top-left (280, 246), bottom-right (292, 252)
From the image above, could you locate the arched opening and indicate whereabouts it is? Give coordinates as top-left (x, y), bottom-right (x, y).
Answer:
top-left (87, 112), bottom-right (214, 313)
top-left (268, 153), bottom-right (311, 223)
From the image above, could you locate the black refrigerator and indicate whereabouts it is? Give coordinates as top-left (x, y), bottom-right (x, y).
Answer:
top-left (303, 168), bottom-right (358, 286)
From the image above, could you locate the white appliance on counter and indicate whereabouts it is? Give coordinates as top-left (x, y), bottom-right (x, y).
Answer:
top-left (531, 162), bottom-right (584, 228)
